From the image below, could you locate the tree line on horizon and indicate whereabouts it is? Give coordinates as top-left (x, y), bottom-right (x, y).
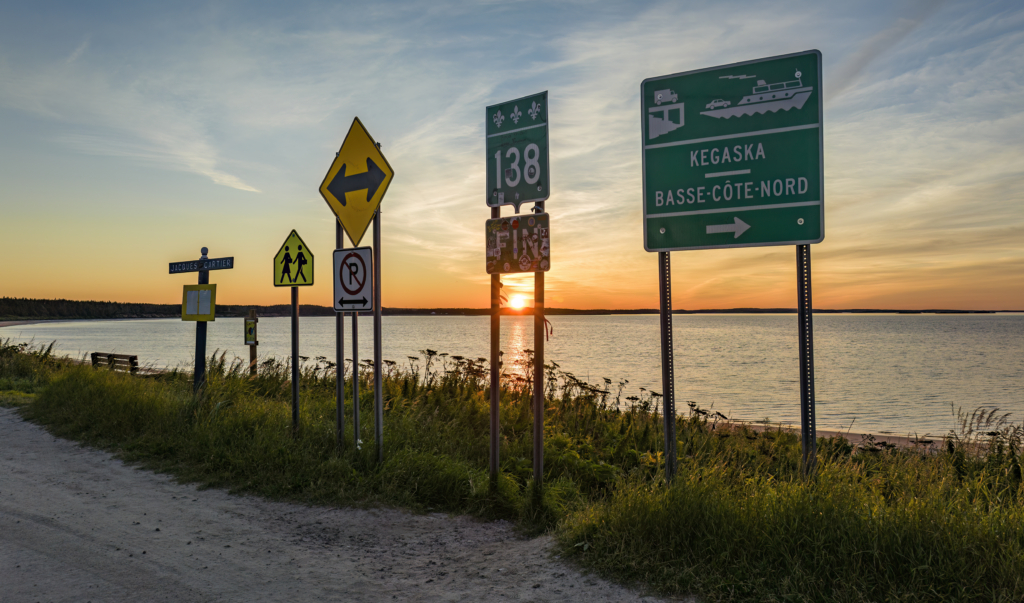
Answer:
top-left (1, 296), bottom-right (664, 320)
top-left (1, 297), bottom-right (1000, 321)
top-left (0, 297), bottom-right (338, 320)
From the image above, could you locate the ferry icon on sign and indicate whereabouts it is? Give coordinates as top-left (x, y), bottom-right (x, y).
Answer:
top-left (701, 70), bottom-right (813, 119)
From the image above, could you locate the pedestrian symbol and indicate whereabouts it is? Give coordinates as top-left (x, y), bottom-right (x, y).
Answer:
top-left (274, 230), bottom-right (315, 287)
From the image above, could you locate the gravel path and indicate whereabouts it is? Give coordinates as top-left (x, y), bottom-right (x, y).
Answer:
top-left (0, 407), bottom-right (674, 602)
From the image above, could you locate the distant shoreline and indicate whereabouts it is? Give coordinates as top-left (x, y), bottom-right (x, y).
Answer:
top-left (2, 308), bottom-right (1021, 323)
top-left (2, 296), bottom-right (1020, 322)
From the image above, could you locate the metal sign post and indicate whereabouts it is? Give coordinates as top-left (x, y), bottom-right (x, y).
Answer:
top-left (335, 221), bottom-right (346, 449)
top-left (489, 206), bottom-right (501, 488)
top-left (195, 265), bottom-right (209, 393)
top-left (244, 310), bottom-right (258, 377)
top-left (797, 245), bottom-right (816, 475)
top-left (352, 307), bottom-right (360, 448)
top-left (274, 231), bottom-right (314, 435)
top-left (533, 205), bottom-right (546, 485)
top-left (658, 252), bottom-right (677, 481)
top-left (642, 50), bottom-right (824, 478)
top-left (373, 208), bottom-right (384, 464)
top-left (290, 285), bottom-right (299, 434)
top-left (320, 119), bottom-right (394, 460)
top-left (485, 91), bottom-right (551, 489)
top-left (169, 249), bottom-right (233, 395)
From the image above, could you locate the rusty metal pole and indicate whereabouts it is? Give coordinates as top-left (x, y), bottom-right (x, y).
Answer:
top-left (533, 203), bottom-right (545, 487)
top-left (489, 206), bottom-right (501, 488)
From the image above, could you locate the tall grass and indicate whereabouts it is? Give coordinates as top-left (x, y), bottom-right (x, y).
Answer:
top-left (2, 338), bottom-right (1023, 602)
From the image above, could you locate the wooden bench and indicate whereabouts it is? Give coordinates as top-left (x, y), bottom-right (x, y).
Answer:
top-left (90, 353), bottom-right (139, 375)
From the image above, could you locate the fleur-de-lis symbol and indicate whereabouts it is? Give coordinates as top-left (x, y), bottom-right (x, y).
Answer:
top-left (493, 111), bottom-right (505, 128)
top-left (511, 105), bottom-right (522, 124)
top-left (528, 101), bottom-right (542, 120)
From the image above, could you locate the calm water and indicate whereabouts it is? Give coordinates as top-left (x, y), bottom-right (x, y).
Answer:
top-left (3, 314), bottom-right (1021, 437)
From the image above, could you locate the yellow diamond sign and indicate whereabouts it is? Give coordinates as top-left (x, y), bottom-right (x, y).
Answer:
top-left (319, 117), bottom-right (394, 246)
top-left (274, 230), bottom-right (314, 287)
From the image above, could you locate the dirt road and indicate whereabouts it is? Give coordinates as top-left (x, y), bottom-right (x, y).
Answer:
top-left (0, 408), bottom-right (672, 602)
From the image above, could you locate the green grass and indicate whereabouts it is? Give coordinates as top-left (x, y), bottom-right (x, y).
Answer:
top-left (2, 338), bottom-right (1023, 602)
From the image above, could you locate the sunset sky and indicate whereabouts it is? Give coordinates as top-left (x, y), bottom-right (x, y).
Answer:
top-left (1, 0), bottom-right (1021, 311)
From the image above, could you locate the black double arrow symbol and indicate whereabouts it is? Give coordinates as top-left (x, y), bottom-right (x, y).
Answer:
top-left (326, 158), bottom-right (387, 206)
top-left (338, 297), bottom-right (368, 307)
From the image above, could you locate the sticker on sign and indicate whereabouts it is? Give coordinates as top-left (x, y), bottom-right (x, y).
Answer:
top-left (333, 247), bottom-right (374, 313)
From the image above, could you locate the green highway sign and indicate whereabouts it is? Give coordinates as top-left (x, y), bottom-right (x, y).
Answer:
top-left (486, 91), bottom-right (549, 211)
top-left (642, 50), bottom-right (823, 251)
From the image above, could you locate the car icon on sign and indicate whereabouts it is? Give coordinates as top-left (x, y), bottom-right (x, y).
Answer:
top-left (705, 99), bottom-right (731, 109)
top-left (654, 89), bottom-right (678, 105)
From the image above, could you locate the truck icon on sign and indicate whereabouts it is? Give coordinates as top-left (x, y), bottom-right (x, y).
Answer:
top-left (654, 89), bottom-right (678, 105)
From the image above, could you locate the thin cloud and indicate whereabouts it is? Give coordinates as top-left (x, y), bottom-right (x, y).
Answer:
top-left (0, 49), bottom-right (260, 193)
top-left (827, 0), bottom-right (945, 102)
top-left (66, 37), bottom-right (90, 64)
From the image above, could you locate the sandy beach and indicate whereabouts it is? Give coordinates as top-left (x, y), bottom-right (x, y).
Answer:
top-left (0, 320), bottom-right (58, 328)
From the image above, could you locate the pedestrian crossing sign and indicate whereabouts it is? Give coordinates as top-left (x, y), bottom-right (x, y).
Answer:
top-left (274, 230), bottom-right (314, 287)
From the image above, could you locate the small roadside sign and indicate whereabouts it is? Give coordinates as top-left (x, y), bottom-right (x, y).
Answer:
top-left (486, 213), bottom-right (550, 274)
top-left (274, 230), bottom-right (314, 287)
top-left (244, 317), bottom-right (258, 345)
top-left (319, 118), bottom-right (395, 246)
top-left (333, 247), bottom-right (374, 312)
top-left (486, 91), bottom-right (549, 211)
top-left (181, 284), bottom-right (216, 321)
top-left (642, 50), bottom-right (823, 251)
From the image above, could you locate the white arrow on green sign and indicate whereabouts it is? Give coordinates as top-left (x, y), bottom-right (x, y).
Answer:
top-left (642, 50), bottom-right (824, 251)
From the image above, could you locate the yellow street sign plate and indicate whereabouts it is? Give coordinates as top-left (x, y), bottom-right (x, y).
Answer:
top-left (319, 117), bottom-right (394, 246)
top-left (182, 284), bottom-right (217, 321)
top-left (274, 230), bottom-right (314, 287)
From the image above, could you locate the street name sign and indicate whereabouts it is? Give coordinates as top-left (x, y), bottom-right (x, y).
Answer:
top-left (274, 230), bottom-right (314, 286)
top-left (181, 284), bottom-right (216, 321)
top-left (169, 257), bottom-right (234, 274)
top-left (333, 247), bottom-right (374, 312)
top-left (642, 50), bottom-right (823, 251)
top-left (485, 213), bottom-right (550, 274)
top-left (319, 117), bottom-right (395, 246)
top-left (486, 91), bottom-right (549, 211)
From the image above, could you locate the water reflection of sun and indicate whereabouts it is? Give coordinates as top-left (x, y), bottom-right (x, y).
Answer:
top-left (505, 318), bottom-right (531, 383)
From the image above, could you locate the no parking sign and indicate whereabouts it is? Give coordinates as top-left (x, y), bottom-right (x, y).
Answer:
top-left (333, 247), bottom-right (374, 313)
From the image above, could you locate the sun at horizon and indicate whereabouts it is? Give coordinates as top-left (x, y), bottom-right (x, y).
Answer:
top-left (509, 295), bottom-right (527, 309)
